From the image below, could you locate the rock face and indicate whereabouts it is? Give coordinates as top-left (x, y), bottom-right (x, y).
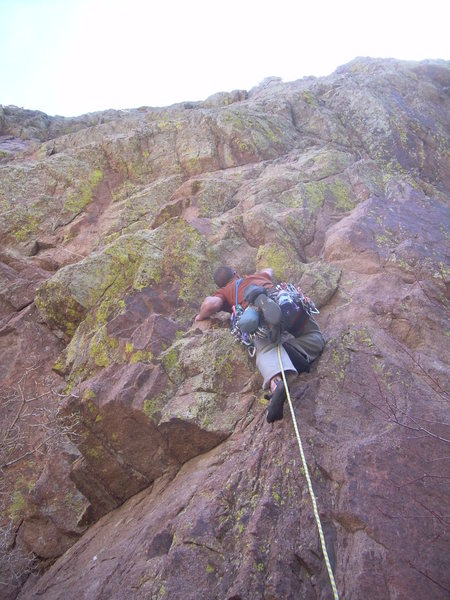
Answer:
top-left (0, 58), bottom-right (449, 600)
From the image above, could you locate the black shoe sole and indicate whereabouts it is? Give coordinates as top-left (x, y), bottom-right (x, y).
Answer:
top-left (255, 294), bottom-right (281, 325)
top-left (267, 380), bottom-right (286, 423)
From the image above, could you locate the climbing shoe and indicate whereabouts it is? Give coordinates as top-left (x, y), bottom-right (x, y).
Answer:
top-left (254, 293), bottom-right (282, 326)
top-left (283, 343), bottom-right (310, 374)
top-left (267, 379), bottom-right (286, 423)
top-left (243, 284), bottom-right (268, 305)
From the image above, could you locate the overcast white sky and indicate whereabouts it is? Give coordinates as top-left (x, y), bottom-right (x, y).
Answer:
top-left (0, 0), bottom-right (448, 117)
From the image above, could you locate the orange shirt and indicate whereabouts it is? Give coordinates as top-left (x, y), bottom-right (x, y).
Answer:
top-left (213, 272), bottom-right (273, 312)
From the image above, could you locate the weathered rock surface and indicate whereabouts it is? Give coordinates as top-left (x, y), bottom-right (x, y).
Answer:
top-left (0, 58), bottom-right (449, 599)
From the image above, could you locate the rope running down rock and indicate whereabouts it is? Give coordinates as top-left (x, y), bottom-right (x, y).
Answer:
top-left (277, 344), bottom-right (339, 600)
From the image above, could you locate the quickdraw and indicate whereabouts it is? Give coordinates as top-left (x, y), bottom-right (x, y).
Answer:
top-left (269, 282), bottom-right (319, 316)
top-left (230, 278), bottom-right (267, 356)
top-left (230, 302), bottom-right (268, 357)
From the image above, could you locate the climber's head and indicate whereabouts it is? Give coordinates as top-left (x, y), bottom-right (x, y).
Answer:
top-left (213, 266), bottom-right (236, 288)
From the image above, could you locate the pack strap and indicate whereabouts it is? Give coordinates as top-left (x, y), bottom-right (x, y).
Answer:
top-left (234, 278), bottom-right (243, 309)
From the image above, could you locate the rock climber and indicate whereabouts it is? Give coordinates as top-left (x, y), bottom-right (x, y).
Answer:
top-left (195, 266), bottom-right (325, 423)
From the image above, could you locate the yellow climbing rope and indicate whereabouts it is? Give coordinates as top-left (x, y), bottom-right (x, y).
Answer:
top-left (277, 344), bottom-right (339, 600)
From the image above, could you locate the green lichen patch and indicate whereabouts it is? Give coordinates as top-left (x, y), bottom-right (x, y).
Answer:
top-left (116, 175), bottom-right (185, 233)
top-left (217, 108), bottom-right (296, 161)
top-left (84, 388), bottom-right (97, 400)
top-left (296, 147), bottom-right (354, 181)
top-left (331, 342), bottom-right (351, 384)
top-left (152, 218), bottom-right (216, 308)
top-left (160, 333), bottom-right (225, 388)
top-left (36, 279), bottom-right (87, 337)
top-left (9, 205), bottom-right (42, 241)
top-left (143, 393), bottom-right (167, 420)
top-left (302, 90), bottom-right (319, 107)
top-left (39, 219), bottom-right (214, 380)
top-left (195, 177), bottom-right (242, 219)
top-left (342, 327), bottom-right (375, 352)
top-left (161, 342), bottom-right (183, 383)
top-left (159, 329), bottom-right (250, 430)
top-left (7, 490), bottom-right (25, 522)
top-left (37, 231), bottom-right (156, 340)
top-left (129, 349), bottom-right (153, 364)
top-left (88, 329), bottom-right (119, 368)
top-left (304, 177), bottom-right (355, 213)
top-left (256, 242), bottom-right (304, 282)
top-left (65, 168), bottom-right (103, 215)
top-left (279, 188), bottom-right (304, 210)
top-left (195, 332), bottom-right (247, 393)
top-left (52, 353), bottom-right (68, 375)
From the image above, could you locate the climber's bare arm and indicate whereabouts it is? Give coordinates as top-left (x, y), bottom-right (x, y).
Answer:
top-left (195, 296), bottom-right (224, 321)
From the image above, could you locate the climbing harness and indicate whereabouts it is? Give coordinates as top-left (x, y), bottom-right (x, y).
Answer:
top-left (277, 344), bottom-right (339, 600)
